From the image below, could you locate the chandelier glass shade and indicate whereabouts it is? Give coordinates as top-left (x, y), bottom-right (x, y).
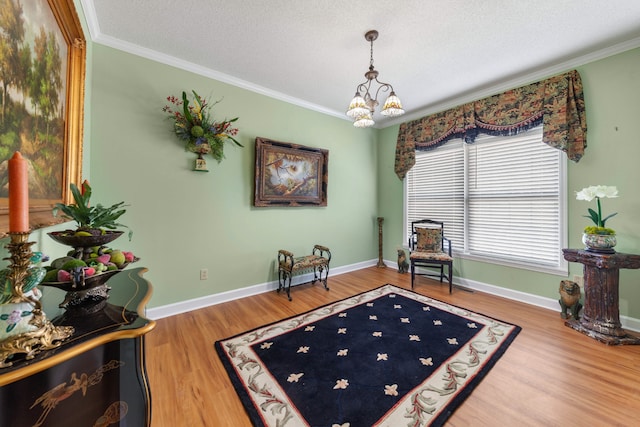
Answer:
top-left (346, 30), bottom-right (405, 127)
top-left (353, 111), bottom-right (375, 128)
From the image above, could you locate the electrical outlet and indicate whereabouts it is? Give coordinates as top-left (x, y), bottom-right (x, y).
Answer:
top-left (200, 268), bottom-right (208, 280)
top-left (573, 275), bottom-right (584, 287)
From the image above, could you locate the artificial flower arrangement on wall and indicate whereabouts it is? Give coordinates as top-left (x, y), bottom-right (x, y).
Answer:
top-left (162, 90), bottom-right (242, 172)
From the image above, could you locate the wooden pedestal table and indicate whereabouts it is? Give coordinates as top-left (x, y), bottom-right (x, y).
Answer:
top-left (562, 249), bottom-right (640, 345)
top-left (0, 267), bottom-right (155, 427)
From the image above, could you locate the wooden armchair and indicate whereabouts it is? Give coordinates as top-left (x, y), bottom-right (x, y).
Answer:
top-left (409, 219), bottom-right (453, 293)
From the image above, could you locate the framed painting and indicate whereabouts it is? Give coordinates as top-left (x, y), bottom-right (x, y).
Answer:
top-left (0, 0), bottom-right (86, 238)
top-left (254, 137), bottom-right (328, 207)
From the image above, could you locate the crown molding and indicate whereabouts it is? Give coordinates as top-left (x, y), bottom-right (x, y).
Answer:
top-left (77, 0), bottom-right (640, 130)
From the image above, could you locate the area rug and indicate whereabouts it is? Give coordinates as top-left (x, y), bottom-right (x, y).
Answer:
top-left (215, 284), bottom-right (521, 427)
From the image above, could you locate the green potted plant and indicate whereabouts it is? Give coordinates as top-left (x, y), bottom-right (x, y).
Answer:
top-left (576, 185), bottom-right (618, 251)
top-left (51, 180), bottom-right (131, 240)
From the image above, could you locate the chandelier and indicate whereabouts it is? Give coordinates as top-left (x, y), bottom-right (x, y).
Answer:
top-left (346, 30), bottom-right (405, 128)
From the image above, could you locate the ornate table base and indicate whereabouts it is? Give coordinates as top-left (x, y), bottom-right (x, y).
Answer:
top-left (562, 249), bottom-right (640, 346)
top-left (564, 319), bottom-right (640, 345)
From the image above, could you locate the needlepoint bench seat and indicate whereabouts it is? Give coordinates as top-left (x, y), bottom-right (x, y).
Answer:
top-left (278, 245), bottom-right (331, 301)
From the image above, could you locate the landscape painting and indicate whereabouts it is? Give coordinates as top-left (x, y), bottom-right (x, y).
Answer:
top-left (0, 0), bottom-right (85, 236)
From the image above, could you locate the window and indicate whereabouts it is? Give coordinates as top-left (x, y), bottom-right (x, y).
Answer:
top-left (405, 125), bottom-right (567, 274)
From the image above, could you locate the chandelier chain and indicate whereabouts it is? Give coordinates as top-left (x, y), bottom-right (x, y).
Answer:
top-left (369, 37), bottom-right (374, 71)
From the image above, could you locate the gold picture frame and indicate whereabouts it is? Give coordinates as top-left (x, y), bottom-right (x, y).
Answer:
top-left (0, 0), bottom-right (85, 238)
top-left (254, 137), bottom-right (328, 207)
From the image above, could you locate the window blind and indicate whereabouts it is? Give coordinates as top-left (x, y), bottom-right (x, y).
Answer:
top-left (468, 127), bottom-right (562, 266)
top-left (406, 140), bottom-right (464, 248)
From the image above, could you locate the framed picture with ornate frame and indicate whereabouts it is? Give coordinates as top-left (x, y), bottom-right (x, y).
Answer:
top-left (0, 0), bottom-right (85, 238)
top-left (254, 137), bottom-right (328, 207)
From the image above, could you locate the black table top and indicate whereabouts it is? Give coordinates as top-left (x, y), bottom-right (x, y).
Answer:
top-left (0, 267), bottom-right (155, 385)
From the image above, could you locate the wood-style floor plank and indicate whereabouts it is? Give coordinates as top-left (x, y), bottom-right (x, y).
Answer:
top-left (145, 267), bottom-right (640, 426)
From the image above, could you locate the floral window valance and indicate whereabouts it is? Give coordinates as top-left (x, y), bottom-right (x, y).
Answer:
top-left (395, 70), bottom-right (587, 180)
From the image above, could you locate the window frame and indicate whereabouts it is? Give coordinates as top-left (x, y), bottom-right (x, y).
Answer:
top-left (403, 126), bottom-right (568, 276)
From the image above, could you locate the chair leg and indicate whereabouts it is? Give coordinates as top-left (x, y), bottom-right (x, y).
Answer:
top-left (447, 263), bottom-right (453, 294)
top-left (278, 269), bottom-right (284, 293)
top-left (318, 264), bottom-right (330, 291)
top-left (410, 262), bottom-right (415, 289)
top-left (285, 272), bottom-right (293, 301)
top-left (278, 269), bottom-right (293, 301)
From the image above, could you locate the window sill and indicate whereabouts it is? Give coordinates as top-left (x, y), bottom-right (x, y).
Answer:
top-left (455, 252), bottom-right (568, 276)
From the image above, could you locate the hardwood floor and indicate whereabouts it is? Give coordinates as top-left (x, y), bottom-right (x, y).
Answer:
top-left (145, 267), bottom-right (640, 426)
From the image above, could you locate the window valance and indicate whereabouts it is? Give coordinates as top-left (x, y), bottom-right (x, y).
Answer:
top-left (395, 70), bottom-right (587, 180)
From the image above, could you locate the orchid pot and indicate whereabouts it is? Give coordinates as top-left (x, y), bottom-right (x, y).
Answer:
top-left (582, 232), bottom-right (617, 253)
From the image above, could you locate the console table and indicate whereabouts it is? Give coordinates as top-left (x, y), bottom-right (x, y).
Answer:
top-left (562, 249), bottom-right (640, 345)
top-left (0, 267), bottom-right (155, 427)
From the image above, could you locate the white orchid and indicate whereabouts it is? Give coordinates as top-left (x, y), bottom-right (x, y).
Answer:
top-left (575, 185), bottom-right (619, 202)
top-left (576, 185), bottom-right (619, 231)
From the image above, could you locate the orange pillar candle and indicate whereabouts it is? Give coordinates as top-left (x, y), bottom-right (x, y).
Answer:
top-left (8, 151), bottom-right (29, 232)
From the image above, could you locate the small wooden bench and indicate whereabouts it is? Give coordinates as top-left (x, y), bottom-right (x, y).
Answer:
top-left (278, 245), bottom-right (331, 301)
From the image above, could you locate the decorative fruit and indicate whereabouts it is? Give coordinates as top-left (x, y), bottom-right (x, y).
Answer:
top-left (123, 251), bottom-right (135, 263)
top-left (43, 269), bottom-right (59, 282)
top-left (109, 250), bottom-right (126, 267)
top-left (93, 263), bottom-right (107, 273)
top-left (60, 259), bottom-right (87, 271)
top-left (190, 125), bottom-right (204, 137)
top-left (52, 256), bottom-right (75, 269)
top-left (58, 270), bottom-right (71, 282)
top-left (42, 242), bottom-right (137, 284)
top-left (96, 254), bottom-right (111, 264)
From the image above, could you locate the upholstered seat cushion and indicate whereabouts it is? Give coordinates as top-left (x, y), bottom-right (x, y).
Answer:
top-left (281, 255), bottom-right (328, 272)
top-left (410, 251), bottom-right (453, 262)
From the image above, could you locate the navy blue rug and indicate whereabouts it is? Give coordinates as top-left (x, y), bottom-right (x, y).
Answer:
top-left (215, 284), bottom-right (520, 426)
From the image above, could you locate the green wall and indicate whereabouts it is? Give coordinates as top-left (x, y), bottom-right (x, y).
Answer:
top-left (85, 45), bottom-right (379, 307)
top-left (377, 47), bottom-right (640, 318)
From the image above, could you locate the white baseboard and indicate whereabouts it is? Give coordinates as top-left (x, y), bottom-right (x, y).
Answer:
top-left (146, 259), bottom-right (377, 320)
top-left (455, 275), bottom-right (640, 333)
top-left (146, 258), bottom-right (640, 333)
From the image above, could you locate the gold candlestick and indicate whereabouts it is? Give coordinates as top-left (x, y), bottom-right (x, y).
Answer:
top-left (0, 232), bottom-right (74, 368)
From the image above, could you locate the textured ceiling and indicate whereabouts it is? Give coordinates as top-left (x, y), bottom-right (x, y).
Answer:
top-left (81, 0), bottom-right (640, 128)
